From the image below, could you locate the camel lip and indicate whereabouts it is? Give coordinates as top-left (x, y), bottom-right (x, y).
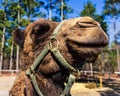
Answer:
top-left (67, 38), bottom-right (108, 48)
top-left (67, 40), bottom-right (103, 57)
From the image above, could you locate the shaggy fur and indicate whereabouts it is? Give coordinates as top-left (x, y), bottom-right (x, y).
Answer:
top-left (9, 17), bottom-right (108, 96)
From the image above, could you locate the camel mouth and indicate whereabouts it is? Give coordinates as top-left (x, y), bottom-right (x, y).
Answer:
top-left (66, 38), bottom-right (105, 58)
top-left (67, 37), bottom-right (107, 48)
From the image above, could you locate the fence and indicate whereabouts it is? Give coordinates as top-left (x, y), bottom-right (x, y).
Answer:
top-left (0, 70), bottom-right (19, 76)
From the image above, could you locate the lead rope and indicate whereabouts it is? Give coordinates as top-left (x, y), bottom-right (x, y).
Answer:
top-left (60, 74), bottom-right (76, 96)
top-left (26, 20), bottom-right (77, 96)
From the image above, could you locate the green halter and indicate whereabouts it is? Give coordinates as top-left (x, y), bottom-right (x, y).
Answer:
top-left (26, 20), bottom-right (77, 96)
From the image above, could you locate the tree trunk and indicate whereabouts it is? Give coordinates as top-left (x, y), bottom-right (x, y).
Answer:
top-left (27, 0), bottom-right (31, 21)
top-left (0, 5), bottom-right (6, 73)
top-left (61, 0), bottom-right (63, 21)
top-left (16, 46), bottom-right (19, 70)
top-left (48, 0), bottom-right (52, 20)
top-left (116, 48), bottom-right (120, 72)
top-left (15, 0), bottom-right (21, 71)
top-left (0, 27), bottom-right (6, 72)
top-left (113, 20), bottom-right (120, 72)
top-left (9, 41), bottom-right (14, 70)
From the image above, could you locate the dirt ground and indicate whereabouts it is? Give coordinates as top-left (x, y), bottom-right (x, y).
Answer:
top-left (71, 74), bottom-right (120, 96)
top-left (71, 81), bottom-right (120, 96)
top-left (0, 76), bottom-right (16, 96)
top-left (0, 74), bottom-right (120, 96)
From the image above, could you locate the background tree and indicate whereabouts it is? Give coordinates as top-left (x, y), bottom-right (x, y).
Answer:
top-left (0, 0), bottom-right (7, 71)
top-left (21, 0), bottom-right (45, 21)
top-left (103, 0), bottom-right (120, 72)
top-left (43, 0), bottom-right (73, 22)
top-left (103, 0), bottom-right (120, 43)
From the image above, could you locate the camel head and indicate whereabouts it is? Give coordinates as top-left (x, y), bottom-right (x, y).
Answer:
top-left (12, 16), bottom-right (108, 96)
top-left (13, 16), bottom-right (108, 74)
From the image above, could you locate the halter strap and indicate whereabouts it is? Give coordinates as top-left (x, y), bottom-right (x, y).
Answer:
top-left (52, 20), bottom-right (66, 37)
top-left (26, 20), bottom-right (77, 96)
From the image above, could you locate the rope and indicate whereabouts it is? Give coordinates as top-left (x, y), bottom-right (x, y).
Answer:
top-left (51, 47), bottom-right (76, 72)
top-left (60, 74), bottom-right (76, 96)
top-left (26, 47), bottom-right (49, 74)
top-left (29, 73), bottom-right (44, 96)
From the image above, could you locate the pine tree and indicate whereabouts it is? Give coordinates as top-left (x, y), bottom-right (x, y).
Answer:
top-left (21, 0), bottom-right (45, 21)
top-left (6, 0), bottom-right (46, 70)
top-left (103, 0), bottom-right (120, 42)
top-left (0, 0), bottom-right (7, 71)
top-left (0, 0), bottom-right (16, 70)
top-left (43, 0), bottom-right (73, 22)
top-left (103, 0), bottom-right (120, 72)
top-left (55, 0), bottom-right (73, 21)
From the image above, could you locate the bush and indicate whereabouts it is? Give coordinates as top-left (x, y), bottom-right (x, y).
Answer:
top-left (85, 82), bottom-right (97, 89)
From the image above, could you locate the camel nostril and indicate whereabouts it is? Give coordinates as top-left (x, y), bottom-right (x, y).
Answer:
top-left (77, 16), bottom-right (99, 27)
top-left (77, 22), bottom-right (96, 28)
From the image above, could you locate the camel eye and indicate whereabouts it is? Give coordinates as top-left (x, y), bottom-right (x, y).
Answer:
top-left (32, 30), bottom-right (43, 35)
top-left (32, 24), bottom-right (43, 35)
top-left (32, 23), bottom-right (50, 35)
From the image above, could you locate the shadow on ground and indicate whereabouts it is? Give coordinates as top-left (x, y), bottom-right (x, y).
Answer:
top-left (99, 90), bottom-right (120, 96)
top-left (99, 78), bottom-right (120, 96)
top-left (73, 77), bottom-right (120, 96)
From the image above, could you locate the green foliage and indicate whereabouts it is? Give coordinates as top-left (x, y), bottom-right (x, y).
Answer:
top-left (80, 1), bottom-right (96, 17)
top-left (21, 0), bottom-right (46, 20)
top-left (44, 0), bottom-right (73, 21)
top-left (0, 9), bottom-right (5, 29)
top-left (0, 9), bottom-right (4, 20)
top-left (103, 0), bottom-right (120, 17)
top-left (107, 49), bottom-right (117, 71)
top-left (93, 46), bottom-right (118, 72)
top-left (20, 18), bottom-right (30, 26)
top-left (103, 47), bottom-right (117, 72)
top-left (95, 15), bottom-right (108, 32)
top-left (103, 0), bottom-right (120, 44)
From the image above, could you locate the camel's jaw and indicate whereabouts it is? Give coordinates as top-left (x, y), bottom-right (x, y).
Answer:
top-left (67, 43), bottom-right (102, 62)
top-left (66, 35), bottom-right (108, 60)
top-left (67, 41), bottom-right (102, 56)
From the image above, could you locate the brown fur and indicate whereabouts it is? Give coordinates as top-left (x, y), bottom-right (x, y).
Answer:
top-left (9, 17), bottom-right (108, 96)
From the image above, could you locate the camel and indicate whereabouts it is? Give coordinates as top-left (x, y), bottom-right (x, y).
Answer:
top-left (9, 16), bottom-right (108, 96)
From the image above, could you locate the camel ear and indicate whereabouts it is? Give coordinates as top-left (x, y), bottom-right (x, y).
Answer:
top-left (12, 28), bottom-right (24, 48)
